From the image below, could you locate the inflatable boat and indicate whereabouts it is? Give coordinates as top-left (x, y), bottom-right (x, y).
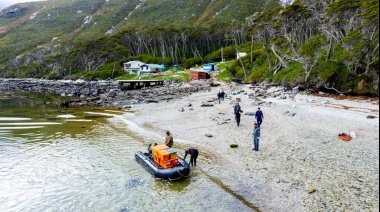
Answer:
top-left (135, 151), bottom-right (191, 180)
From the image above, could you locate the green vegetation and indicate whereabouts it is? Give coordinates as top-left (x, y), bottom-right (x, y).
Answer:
top-left (0, 0), bottom-right (378, 96)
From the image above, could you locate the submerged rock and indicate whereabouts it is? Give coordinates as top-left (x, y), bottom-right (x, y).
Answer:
top-left (125, 178), bottom-right (145, 189)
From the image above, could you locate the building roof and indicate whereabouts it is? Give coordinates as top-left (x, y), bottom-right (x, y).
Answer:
top-left (124, 60), bottom-right (144, 64)
top-left (141, 64), bottom-right (165, 69)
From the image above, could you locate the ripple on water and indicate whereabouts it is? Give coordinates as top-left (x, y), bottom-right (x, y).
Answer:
top-left (0, 117), bottom-right (32, 121)
top-left (0, 113), bottom-right (272, 211)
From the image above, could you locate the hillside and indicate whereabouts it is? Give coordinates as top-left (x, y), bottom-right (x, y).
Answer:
top-left (0, 0), bottom-right (378, 96)
top-left (0, 0), bottom-right (277, 65)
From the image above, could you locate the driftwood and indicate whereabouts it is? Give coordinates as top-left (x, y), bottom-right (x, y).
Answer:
top-left (322, 85), bottom-right (352, 94)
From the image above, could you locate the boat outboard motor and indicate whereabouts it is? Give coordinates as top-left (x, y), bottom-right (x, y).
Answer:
top-left (148, 143), bottom-right (158, 153)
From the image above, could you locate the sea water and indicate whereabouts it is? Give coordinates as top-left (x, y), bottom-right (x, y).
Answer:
top-left (0, 91), bottom-right (261, 212)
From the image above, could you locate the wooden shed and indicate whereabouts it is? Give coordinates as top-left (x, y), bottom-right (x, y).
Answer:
top-left (190, 70), bottom-right (210, 80)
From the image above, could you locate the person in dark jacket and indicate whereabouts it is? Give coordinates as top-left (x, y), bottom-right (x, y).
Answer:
top-left (148, 142), bottom-right (157, 160)
top-left (255, 107), bottom-right (264, 127)
top-left (217, 91), bottom-right (222, 104)
top-left (184, 148), bottom-right (199, 166)
top-left (234, 103), bottom-right (243, 127)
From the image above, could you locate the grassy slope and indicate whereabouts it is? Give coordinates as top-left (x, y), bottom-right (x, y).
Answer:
top-left (0, 0), bottom-right (278, 62)
top-left (0, 0), bottom-right (106, 62)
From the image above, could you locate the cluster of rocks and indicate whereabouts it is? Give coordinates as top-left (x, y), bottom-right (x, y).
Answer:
top-left (102, 84), bottom-right (207, 107)
top-left (0, 78), bottom-right (107, 96)
top-left (249, 86), bottom-right (300, 100)
top-left (0, 78), bottom-right (208, 107)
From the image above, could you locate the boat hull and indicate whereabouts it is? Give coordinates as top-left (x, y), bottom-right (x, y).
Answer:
top-left (135, 151), bottom-right (191, 180)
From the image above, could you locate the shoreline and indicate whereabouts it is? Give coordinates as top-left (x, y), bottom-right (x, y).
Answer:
top-left (1, 78), bottom-right (379, 210)
top-left (121, 84), bottom-right (379, 211)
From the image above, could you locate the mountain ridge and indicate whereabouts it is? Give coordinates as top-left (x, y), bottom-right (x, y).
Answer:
top-left (0, 0), bottom-right (278, 64)
top-left (0, 0), bottom-right (377, 96)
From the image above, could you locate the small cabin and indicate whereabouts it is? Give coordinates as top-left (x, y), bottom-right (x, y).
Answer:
top-left (123, 61), bottom-right (145, 74)
top-left (203, 63), bottom-right (217, 72)
top-left (140, 64), bottom-right (166, 75)
top-left (190, 70), bottom-right (211, 80)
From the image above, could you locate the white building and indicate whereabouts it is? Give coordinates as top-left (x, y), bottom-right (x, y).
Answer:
top-left (123, 61), bottom-right (145, 74)
top-left (237, 52), bottom-right (247, 59)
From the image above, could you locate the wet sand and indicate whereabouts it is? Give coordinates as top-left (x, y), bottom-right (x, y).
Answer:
top-left (123, 84), bottom-right (379, 211)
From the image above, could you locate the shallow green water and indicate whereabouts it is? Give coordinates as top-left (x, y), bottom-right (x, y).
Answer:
top-left (0, 91), bottom-right (262, 212)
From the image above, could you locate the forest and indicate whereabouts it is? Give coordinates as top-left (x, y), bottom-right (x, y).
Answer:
top-left (1, 0), bottom-right (378, 95)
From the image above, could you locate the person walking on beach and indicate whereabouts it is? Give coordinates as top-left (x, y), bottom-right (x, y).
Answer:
top-left (252, 123), bottom-right (261, 151)
top-left (184, 148), bottom-right (199, 167)
top-left (217, 91), bottom-right (222, 104)
top-left (165, 131), bottom-right (174, 148)
top-left (255, 107), bottom-right (264, 127)
top-left (221, 90), bottom-right (225, 101)
top-left (234, 103), bottom-right (243, 127)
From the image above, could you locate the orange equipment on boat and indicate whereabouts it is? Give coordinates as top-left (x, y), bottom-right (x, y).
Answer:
top-left (151, 144), bottom-right (179, 169)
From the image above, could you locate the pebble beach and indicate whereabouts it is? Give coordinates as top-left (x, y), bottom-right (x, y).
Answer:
top-left (124, 84), bottom-right (379, 211)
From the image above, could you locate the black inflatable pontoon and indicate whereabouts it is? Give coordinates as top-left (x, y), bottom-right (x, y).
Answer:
top-left (135, 151), bottom-right (191, 180)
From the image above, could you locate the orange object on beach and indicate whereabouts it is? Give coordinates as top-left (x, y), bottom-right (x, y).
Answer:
top-left (338, 135), bottom-right (352, 141)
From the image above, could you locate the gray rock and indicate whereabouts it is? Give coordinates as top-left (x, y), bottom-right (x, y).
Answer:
top-left (107, 89), bottom-right (118, 97)
top-left (201, 103), bottom-right (214, 107)
top-left (292, 86), bottom-right (300, 95)
top-left (322, 100), bottom-right (330, 104)
top-left (245, 112), bottom-right (256, 116)
top-left (205, 134), bottom-right (213, 138)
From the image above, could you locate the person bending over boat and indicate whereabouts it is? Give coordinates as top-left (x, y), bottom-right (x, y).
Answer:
top-left (165, 131), bottom-right (174, 148)
top-left (148, 142), bottom-right (157, 160)
top-left (184, 148), bottom-right (199, 167)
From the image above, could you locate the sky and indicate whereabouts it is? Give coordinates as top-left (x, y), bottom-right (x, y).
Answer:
top-left (0, 0), bottom-right (46, 12)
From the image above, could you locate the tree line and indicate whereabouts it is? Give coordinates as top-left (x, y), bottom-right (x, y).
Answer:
top-left (2, 0), bottom-right (378, 95)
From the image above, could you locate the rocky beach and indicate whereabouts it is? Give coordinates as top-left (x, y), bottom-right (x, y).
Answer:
top-left (1, 78), bottom-right (379, 211)
top-left (121, 83), bottom-right (379, 211)
top-left (0, 78), bottom-right (208, 107)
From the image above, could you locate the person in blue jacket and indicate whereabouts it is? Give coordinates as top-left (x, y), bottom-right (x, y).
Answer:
top-left (252, 123), bottom-right (261, 151)
top-left (255, 107), bottom-right (264, 127)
